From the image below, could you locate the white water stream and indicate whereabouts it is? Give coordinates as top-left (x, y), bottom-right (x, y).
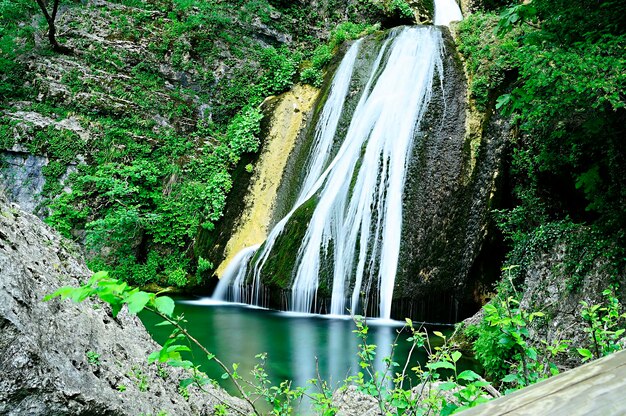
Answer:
top-left (214, 2), bottom-right (462, 319)
top-left (434, 0), bottom-right (463, 26)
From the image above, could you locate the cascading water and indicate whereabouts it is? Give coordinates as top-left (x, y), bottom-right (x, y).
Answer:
top-left (213, 1), bottom-right (463, 319)
top-left (213, 244), bottom-right (260, 303)
top-left (291, 28), bottom-right (445, 319)
top-left (434, 0), bottom-right (463, 26)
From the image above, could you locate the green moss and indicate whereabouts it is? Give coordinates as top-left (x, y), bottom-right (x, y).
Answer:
top-left (0, 119), bottom-right (17, 149)
top-left (258, 196), bottom-right (318, 289)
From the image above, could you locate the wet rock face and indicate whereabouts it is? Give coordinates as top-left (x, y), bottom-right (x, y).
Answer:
top-left (0, 152), bottom-right (48, 215)
top-left (0, 111), bottom-right (87, 217)
top-left (0, 194), bottom-right (246, 415)
top-left (391, 27), bottom-right (506, 322)
top-left (519, 241), bottom-right (625, 369)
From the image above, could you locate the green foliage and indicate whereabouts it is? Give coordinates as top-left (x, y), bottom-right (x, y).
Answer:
top-left (468, 281), bottom-right (624, 391)
top-left (470, 290), bottom-right (564, 389)
top-left (0, 118), bottom-right (17, 150)
top-left (300, 68), bottom-right (324, 88)
top-left (388, 0), bottom-right (414, 19)
top-left (352, 0), bottom-right (414, 21)
top-left (166, 267), bottom-right (188, 288)
top-left (457, 13), bottom-right (524, 111)
top-left (493, 215), bottom-right (623, 292)
top-left (224, 106), bottom-right (264, 164)
top-left (300, 22), bottom-right (379, 87)
top-left (579, 288), bottom-right (626, 361)
top-left (86, 350), bottom-right (101, 366)
top-left (44, 270), bottom-right (178, 318)
top-left (130, 366), bottom-right (150, 392)
top-left (196, 256), bottom-right (213, 283)
top-left (459, 1), bottom-right (626, 250)
top-left (0, 0), bottom-right (36, 98)
top-left (347, 317), bottom-right (493, 415)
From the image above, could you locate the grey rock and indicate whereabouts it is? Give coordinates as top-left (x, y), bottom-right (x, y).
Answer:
top-left (458, 235), bottom-right (625, 370)
top-left (0, 111), bottom-right (90, 216)
top-left (0, 152), bottom-right (48, 215)
top-left (332, 386), bottom-right (380, 416)
top-left (519, 241), bottom-right (624, 369)
top-left (0, 194), bottom-right (249, 415)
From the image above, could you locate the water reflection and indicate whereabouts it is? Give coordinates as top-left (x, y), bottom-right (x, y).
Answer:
top-left (141, 300), bottom-right (476, 397)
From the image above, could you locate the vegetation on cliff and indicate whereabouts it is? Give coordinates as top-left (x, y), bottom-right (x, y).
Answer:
top-left (0, 0), bottom-right (390, 288)
top-left (458, 0), bottom-right (625, 282)
top-left (456, 0), bottom-right (626, 382)
top-left (1, 0), bottom-right (625, 412)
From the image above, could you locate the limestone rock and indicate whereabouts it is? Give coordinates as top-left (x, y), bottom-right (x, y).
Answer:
top-left (457, 234), bottom-right (625, 370)
top-left (0, 111), bottom-right (88, 216)
top-left (332, 386), bottom-right (380, 416)
top-left (519, 241), bottom-right (624, 369)
top-left (0, 193), bottom-right (248, 415)
top-left (0, 153), bottom-right (48, 215)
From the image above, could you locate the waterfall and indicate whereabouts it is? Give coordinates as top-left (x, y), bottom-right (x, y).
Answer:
top-left (214, 2), bottom-right (463, 319)
top-left (291, 27), bottom-right (444, 318)
top-left (213, 244), bottom-right (260, 303)
top-left (434, 0), bottom-right (463, 26)
top-left (246, 40), bottom-right (362, 307)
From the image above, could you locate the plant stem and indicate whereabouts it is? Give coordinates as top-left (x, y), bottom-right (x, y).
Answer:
top-left (145, 306), bottom-right (261, 416)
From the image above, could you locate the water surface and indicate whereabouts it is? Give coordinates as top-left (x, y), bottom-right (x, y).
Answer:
top-left (142, 299), bottom-right (478, 396)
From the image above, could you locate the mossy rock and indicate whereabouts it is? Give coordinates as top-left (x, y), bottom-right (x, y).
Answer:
top-left (256, 195), bottom-right (318, 289)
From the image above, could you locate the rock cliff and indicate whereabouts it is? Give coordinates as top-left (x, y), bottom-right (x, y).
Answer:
top-left (0, 193), bottom-right (246, 415)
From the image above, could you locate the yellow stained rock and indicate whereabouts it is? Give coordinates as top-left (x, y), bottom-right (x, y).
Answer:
top-left (215, 84), bottom-right (319, 277)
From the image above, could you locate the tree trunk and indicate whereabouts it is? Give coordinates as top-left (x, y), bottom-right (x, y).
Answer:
top-left (35, 0), bottom-right (73, 54)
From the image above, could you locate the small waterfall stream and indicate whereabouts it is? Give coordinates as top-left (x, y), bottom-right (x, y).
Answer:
top-left (214, 2), bottom-right (463, 319)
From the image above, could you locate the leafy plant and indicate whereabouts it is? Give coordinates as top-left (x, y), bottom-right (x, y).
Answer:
top-left (130, 367), bottom-right (150, 392)
top-left (300, 22), bottom-right (379, 87)
top-left (347, 316), bottom-right (495, 415)
top-left (578, 288), bottom-right (626, 361)
top-left (466, 270), bottom-right (569, 389)
top-left (47, 272), bottom-right (626, 415)
top-left (86, 350), bottom-right (101, 366)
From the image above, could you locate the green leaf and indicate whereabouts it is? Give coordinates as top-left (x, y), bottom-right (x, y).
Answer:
top-left (451, 351), bottom-right (462, 363)
top-left (577, 348), bottom-right (593, 361)
top-left (457, 370), bottom-right (481, 381)
top-left (502, 373), bottom-right (519, 383)
top-left (426, 361), bottom-right (455, 371)
top-left (147, 350), bottom-right (160, 364)
top-left (433, 331), bottom-right (446, 339)
top-left (180, 378), bottom-right (195, 388)
top-left (166, 345), bottom-right (191, 353)
top-left (43, 286), bottom-right (75, 301)
top-left (221, 373), bottom-right (229, 379)
top-left (496, 93), bottom-right (512, 110)
top-left (155, 296), bottom-right (175, 317)
top-left (126, 291), bottom-right (151, 314)
top-left (168, 359), bottom-right (193, 369)
top-left (91, 270), bottom-right (109, 281)
top-left (438, 381), bottom-right (458, 391)
top-left (111, 302), bottom-right (123, 318)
